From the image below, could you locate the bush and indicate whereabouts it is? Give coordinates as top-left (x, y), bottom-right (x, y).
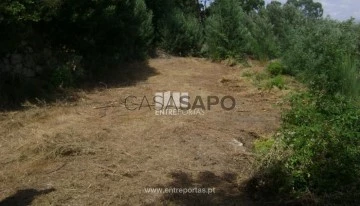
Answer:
top-left (51, 65), bottom-right (74, 88)
top-left (252, 93), bottom-right (360, 204)
top-left (284, 94), bottom-right (359, 198)
top-left (250, 15), bottom-right (360, 205)
top-left (267, 75), bottom-right (285, 89)
top-left (267, 61), bottom-right (285, 76)
top-left (283, 19), bottom-right (360, 96)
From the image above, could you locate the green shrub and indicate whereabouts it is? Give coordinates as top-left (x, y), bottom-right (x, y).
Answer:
top-left (251, 17), bottom-right (360, 204)
top-left (267, 75), bottom-right (285, 89)
top-left (267, 61), bottom-right (285, 76)
top-left (283, 94), bottom-right (360, 197)
top-left (51, 65), bottom-right (74, 88)
top-left (253, 93), bottom-right (360, 204)
top-left (283, 19), bottom-right (360, 96)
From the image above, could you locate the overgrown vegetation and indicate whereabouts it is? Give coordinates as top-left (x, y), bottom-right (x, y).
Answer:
top-left (0, 0), bottom-right (203, 106)
top-left (267, 61), bottom-right (285, 76)
top-left (203, 0), bottom-right (360, 204)
top-left (245, 1), bottom-right (360, 204)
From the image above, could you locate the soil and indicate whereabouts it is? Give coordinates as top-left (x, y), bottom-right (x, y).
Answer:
top-left (0, 57), bottom-right (293, 205)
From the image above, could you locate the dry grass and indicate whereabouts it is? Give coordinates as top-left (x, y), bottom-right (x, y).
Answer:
top-left (0, 57), bottom-right (301, 205)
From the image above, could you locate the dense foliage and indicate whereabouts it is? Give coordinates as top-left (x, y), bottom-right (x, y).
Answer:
top-left (202, 0), bottom-right (359, 204)
top-left (280, 94), bottom-right (360, 199)
top-left (145, 0), bottom-right (203, 55)
top-left (0, 0), bottom-right (157, 104)
top-left (242, 1), bottom-right (360, 204)
top-left (0, 0), bottom-right (203, 105)
top-left (159, 8), bottom-right (203, 56)
top-left (283, 19), bottom-right (360, 96)
top-left (245, 9), bottom-right (280, 60)
top-left (271, 18), bottom-right (360, 203)
top-left (286, 0), bottom-right (323, 18)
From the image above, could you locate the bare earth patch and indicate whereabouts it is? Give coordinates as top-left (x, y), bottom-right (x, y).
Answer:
top-left (0, 57), bottom-right (294, 205)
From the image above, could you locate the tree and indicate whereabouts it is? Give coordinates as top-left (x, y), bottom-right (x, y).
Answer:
top-left (45, 0), bottom-right (153, 64)
top-left (159, 8), bottom-right (203, 56)
top-left (205, 0), bottom-right (251, 60)
top-left (209, 0), bottom-right (265, 13)
top-left (174, 0), bottom-right (201, 16)
top-left (246, 9), bottom-right (280, 60)
top-left (239, 0), bottom-right (265, 13)
top-left (286, 0), bottom-right (323, 18)
top-left (0, 0), bottom-right (155, 104)
top-left (265, 1), bottom-right (305, 51)
top-left (145, 0), bottom-right (203, 55)
top-left (145, 0), bottom-right (174, 43)
top-left (266, 1), bottom-right (285, 40)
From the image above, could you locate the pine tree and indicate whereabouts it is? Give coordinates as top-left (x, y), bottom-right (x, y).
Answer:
top-left (204, 0), bottom-right (251, 60)
top-left (246, 9), bottom-right (280, 61)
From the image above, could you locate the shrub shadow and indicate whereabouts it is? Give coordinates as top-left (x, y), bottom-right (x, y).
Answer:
top-left (84, 61), bottom-right (159, 89)
top-left (0, 188), bottom-right (55, 206)
top-left (0, 61), bottom-right (158, 111)
top-left (243, 168), bottom-right (319, 206)
top-left (155, 170), bottom-right (255, 206)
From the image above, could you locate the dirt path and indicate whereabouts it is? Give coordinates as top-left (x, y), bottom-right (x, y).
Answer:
top-left (0, 57), bottom-right (287, 205)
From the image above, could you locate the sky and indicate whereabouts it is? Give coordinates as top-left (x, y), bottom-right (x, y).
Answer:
top-left (264, 0), bottom-right (360, 20)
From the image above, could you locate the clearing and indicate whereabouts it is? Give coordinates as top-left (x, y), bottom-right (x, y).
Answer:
top-left (0, 57), bottom-right (294, 205)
